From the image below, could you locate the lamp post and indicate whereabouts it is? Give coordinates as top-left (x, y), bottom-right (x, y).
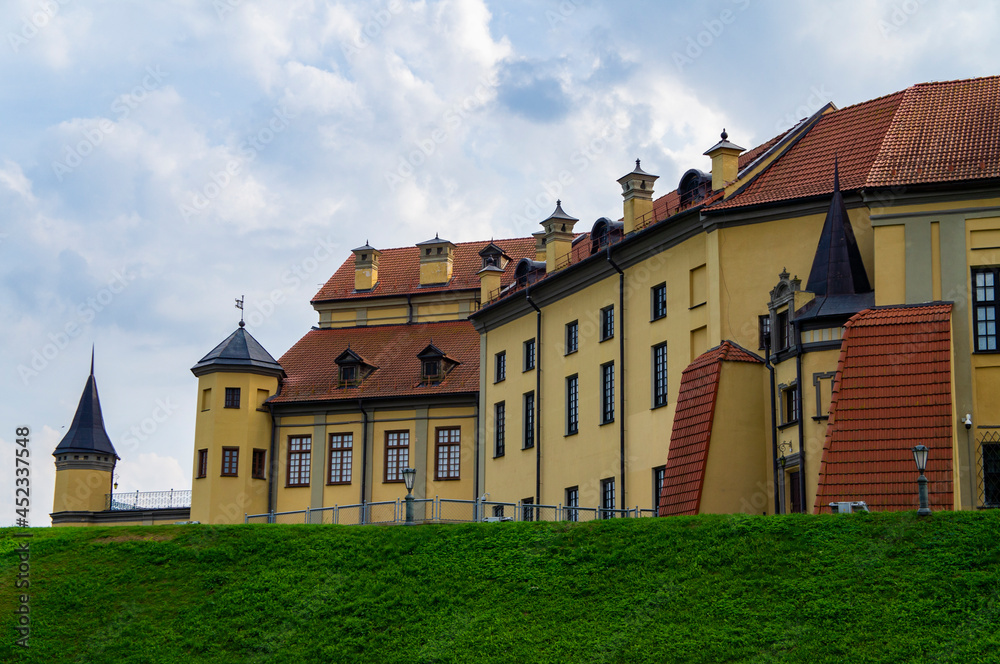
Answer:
top-left (402, 467), bottom-right (416, 524)
top-left (911, 445), bottom-right (932, 516)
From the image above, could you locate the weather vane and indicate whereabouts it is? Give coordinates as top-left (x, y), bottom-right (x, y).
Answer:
top-left (235, 295), bottom-right (245, 327)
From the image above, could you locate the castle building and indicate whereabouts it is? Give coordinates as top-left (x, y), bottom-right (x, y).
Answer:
top-left (54, 76), bottom-right (1000, 526)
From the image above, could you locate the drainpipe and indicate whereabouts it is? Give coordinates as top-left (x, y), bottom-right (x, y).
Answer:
top-left (473, 400), bottom-right (480, 502)
top-left (606, 244), bottom-right (626, 510)
top-left (268, 407), bottom-right (278, 514)
top-left (358, 399), bottom-right (369, 505)
top-left (526, 284), bottom-right (542, 505)
top-left (763, 334), bottom-right (780, 515)
top-left (794, 321), bottom-right (807, 513)
top-left (406, 294), bottom-right (413, 324)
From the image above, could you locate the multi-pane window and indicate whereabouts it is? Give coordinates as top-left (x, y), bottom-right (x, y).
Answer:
top-left (385, 431), bottom-right (410, 482)
top-left (566, 375), bottom-right (579, 435)
top-left (983, 439), bottom-right (1000, 507)
top-left (225, 387), bottom-right (241, 409)
top-left (600, 305), bottom-right (614, 341)
top-left (494, 401), bottom-right (505, 457)
top-left (565, 486), bottom-right (579, 522)
top-left (422, 360), bottom-right (442, 384)
top-left (495, 351), bottom-right (506, 382)
top-left (565, 321), bottom-right (578, 354)
top-left (197, 449), bottom-right (208, 478)
top-left (328, 433), bottom-right (353, 484)
top-left (601, 362), bottom-right (615, 424)
top-left (759, 314), bottom-right (771, 350)
top-left (287, 436), bottom-right (311, 486)
top-left (523, 392), bottom-right (535, 449)
top-left (653, 466), bottom-right (666, 514)
top-left (782, 385), bottom-right (800, 424)
top-left (435, 427), bottom-right (461, 480)
top-left (973, 268), bottom-right (999, 351)
top-left (221, 447), bottom-right (239, 476)
top-left (776, 310), bottom-right (791, 351)
top-left (651, 283), bottom-right (667, 320)
top-left (524, 338), bottom-right (536, 371)
top-left (653, 343), bottom-right (668, 408)
top-left (252, 449), bottom-right (266, 479)
top-left (601, 477), bottom-right (616, 518)
top-left (339, 365), bottom-right (359, 386)
top-left (521, 497), bottom-right (535, 522)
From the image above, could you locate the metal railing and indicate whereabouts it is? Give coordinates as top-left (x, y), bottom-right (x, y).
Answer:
top-left (105, 489), bottom-right (191, 511)
top-left (245, 497), bottom-right (659, 525)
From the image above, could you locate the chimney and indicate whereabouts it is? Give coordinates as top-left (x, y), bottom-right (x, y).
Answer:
top-left (416, 234), bottom-right (456, 286)
top-left (617, 159), bottom-right (658, 233)
top-left (353, 241), bottom-right (380, 291)
top-left (532, 231), bottom-right (546, 262)
top-left (541, 200), bottom-right (579, 273)
top-left (478, 264), bottom-right (503, 302)
top-left (703, 129), bottom-right (745, 191)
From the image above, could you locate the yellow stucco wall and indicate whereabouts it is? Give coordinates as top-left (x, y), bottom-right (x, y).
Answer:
top-left (52, 466), bottom-right (114, 513)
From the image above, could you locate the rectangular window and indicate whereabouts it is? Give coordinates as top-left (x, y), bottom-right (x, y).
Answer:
top-left (197, 449), bottom-right (208, 478)
top-left (287, 436), bottom-right (311, 486)
top-left (434, 427), bottom-right (461, 480)
top-left (224, 387), bottom-right (240, 409)
top-left (524, 338), bottom-right (536, 371)
top-left (252, 449), bottom-right (266, 479)
top-left (523, 392), bottom-right (535, 449)
top-left (601, 362), bottom-right (615, 424)
top-left (257, 389), bottom-right (269, 409)
top-left (492, 504), bottom-right (505, 518)
top-left (759, 314), bottom-right (771, 350)
top-left (339, 365), bottom-right (359, 386)
top-left (776, 310), bottom-right (790, 351)
top-left (788, 470), bottom-right (803, 513)
top-left (651, 283), bottom-right (667, 320)
top-left (653, 466), bottom-right (666, 514)
top-left (782, 385), bottom-right (800, 424)
top-left (384, 431), bottom-right (410, 482)
top-left (565, 320), bottom-right (578, 354)
top-left (201, 388), bottom-right (211, 411)
top-left (983, 440), bottom-right (1000, 507)
top-left (652, 343), bottom-right (668, 408)
top-left (521, 497), bottom-right (535, 522)
top-left (422, 360), bottom-right (441, 384)
top-left (328, 433), bottom-right (353, 484)
top-left (973, 268), bottom-right (999, 352)
top-left (565, 486), bottom-right (579, 522)
top-left (494, 402), bottom-right (505, 457)
top-left (495, 351), bottom-right (506, 382)
top-left (221, 447), bottom-right (239, 476)
top-left (600, 305), bottom-right (614, 341)
top-left (601, 477), bottom-right (616, 518)
top-left (566, 375), bottom-right (579, 435)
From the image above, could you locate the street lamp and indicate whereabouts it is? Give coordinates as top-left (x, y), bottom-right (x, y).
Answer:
top-left (911, 445), bottom-right (932, 516)
top-left (402, 467), bottom-right (416, 524)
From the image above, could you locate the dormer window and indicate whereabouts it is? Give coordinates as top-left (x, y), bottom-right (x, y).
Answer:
top-left (589, 217), bottom-right (623, 255)
top-left (335, 348), bottom-right (371, 388)
top-left (479, 242), bottom-right (511, 271)
top-left (423, 360), bottom-right (441, 381)
top-left (417, 343), bottom-right (459, 386)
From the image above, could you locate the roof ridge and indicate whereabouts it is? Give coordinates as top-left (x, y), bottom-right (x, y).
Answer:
top-left (367, 235), bottom-right (535, 253)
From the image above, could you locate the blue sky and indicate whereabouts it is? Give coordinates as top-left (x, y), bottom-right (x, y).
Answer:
top-left (2, 0), bottom-right (998, 525)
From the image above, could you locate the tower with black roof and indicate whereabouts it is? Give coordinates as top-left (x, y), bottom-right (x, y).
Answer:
top-left (190, 321), bottom-right (284, 523)
top-left (51, 351), bottom-right (120, 522)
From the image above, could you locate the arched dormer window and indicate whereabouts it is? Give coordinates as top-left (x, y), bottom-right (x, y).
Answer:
top-left (589, 217), bottom-right (623, 255)
top-left (514, 258), bottom-right (546, 287)
top-left (678, 169), bottom-right (712, 208)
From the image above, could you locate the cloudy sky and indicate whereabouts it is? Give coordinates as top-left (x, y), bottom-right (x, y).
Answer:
top-left (2, 0), bottom-right (998, 525)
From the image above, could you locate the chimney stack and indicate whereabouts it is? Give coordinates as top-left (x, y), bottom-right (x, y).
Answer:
top-left (417, 234), bottom-right (456, 286)
top-left (704, 129), bottom-right (744, 191)
top-left (617, 159), bottom-right (658, 233)
top-left (353, 242), bottom-right (380, 291)
top-left (540, 200), bottom-right (579, 273)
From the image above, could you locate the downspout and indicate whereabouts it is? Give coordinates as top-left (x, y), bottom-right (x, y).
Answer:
top-left (358, 399), bottom-right (369, 505)
top-left (407, 294), bottom-right (413, 324)
top-left (526, 284), bottom-right (542, 505)
top-left (473, 400), bottom-right (480, 502)
top-left (794, 320), bottom-right (807, 513)
top-left (268, 405), bottom-right (278, 514)
top-left (606, 244), bottom-right (626, 510)
top-left (763, 334), bottom-right (780, 515)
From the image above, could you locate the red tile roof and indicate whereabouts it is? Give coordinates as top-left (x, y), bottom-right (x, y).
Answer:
top-left (271, 321), bottom-right (480, 404)
top-left (813, 304), bottom-right (954, 513)
top-left (312, 237), bottom-right (537, 303)
top-left (714, 75), bottom-right (1000, 210)
top-left (658, 342), bottom-right (763, 516)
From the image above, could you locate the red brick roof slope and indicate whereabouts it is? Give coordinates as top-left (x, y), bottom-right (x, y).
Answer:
top-left (714, 76), bottom-right (1000, 210)
top-left (814, 304), bottom-right (954, 513)
top-left (867, 76), bottom-right (1000, 186)
top-left (658, 341), bottom-right (763, 516)
top-left (312, 237), bottom-right (537, 302)
top-left (272, 321), bottom-right (479, 403)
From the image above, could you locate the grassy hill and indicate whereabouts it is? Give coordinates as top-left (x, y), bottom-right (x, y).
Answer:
top-left (2, 511), bottom-right (999, 663)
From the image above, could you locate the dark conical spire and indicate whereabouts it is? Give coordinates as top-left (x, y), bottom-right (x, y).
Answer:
top-left (191, 326), bottom-right (284, 377)
top-left (53, 356), bottom-right (119, 458)
top-left (806, 160), bottom-right (872, 296)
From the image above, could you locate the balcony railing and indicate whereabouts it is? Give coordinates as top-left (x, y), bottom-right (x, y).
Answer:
top-left (105, 490), bottom-right (192, 511)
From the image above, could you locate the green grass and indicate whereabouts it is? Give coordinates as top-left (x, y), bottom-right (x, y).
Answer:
top-left (2, 511), bottom-right (999, 663)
